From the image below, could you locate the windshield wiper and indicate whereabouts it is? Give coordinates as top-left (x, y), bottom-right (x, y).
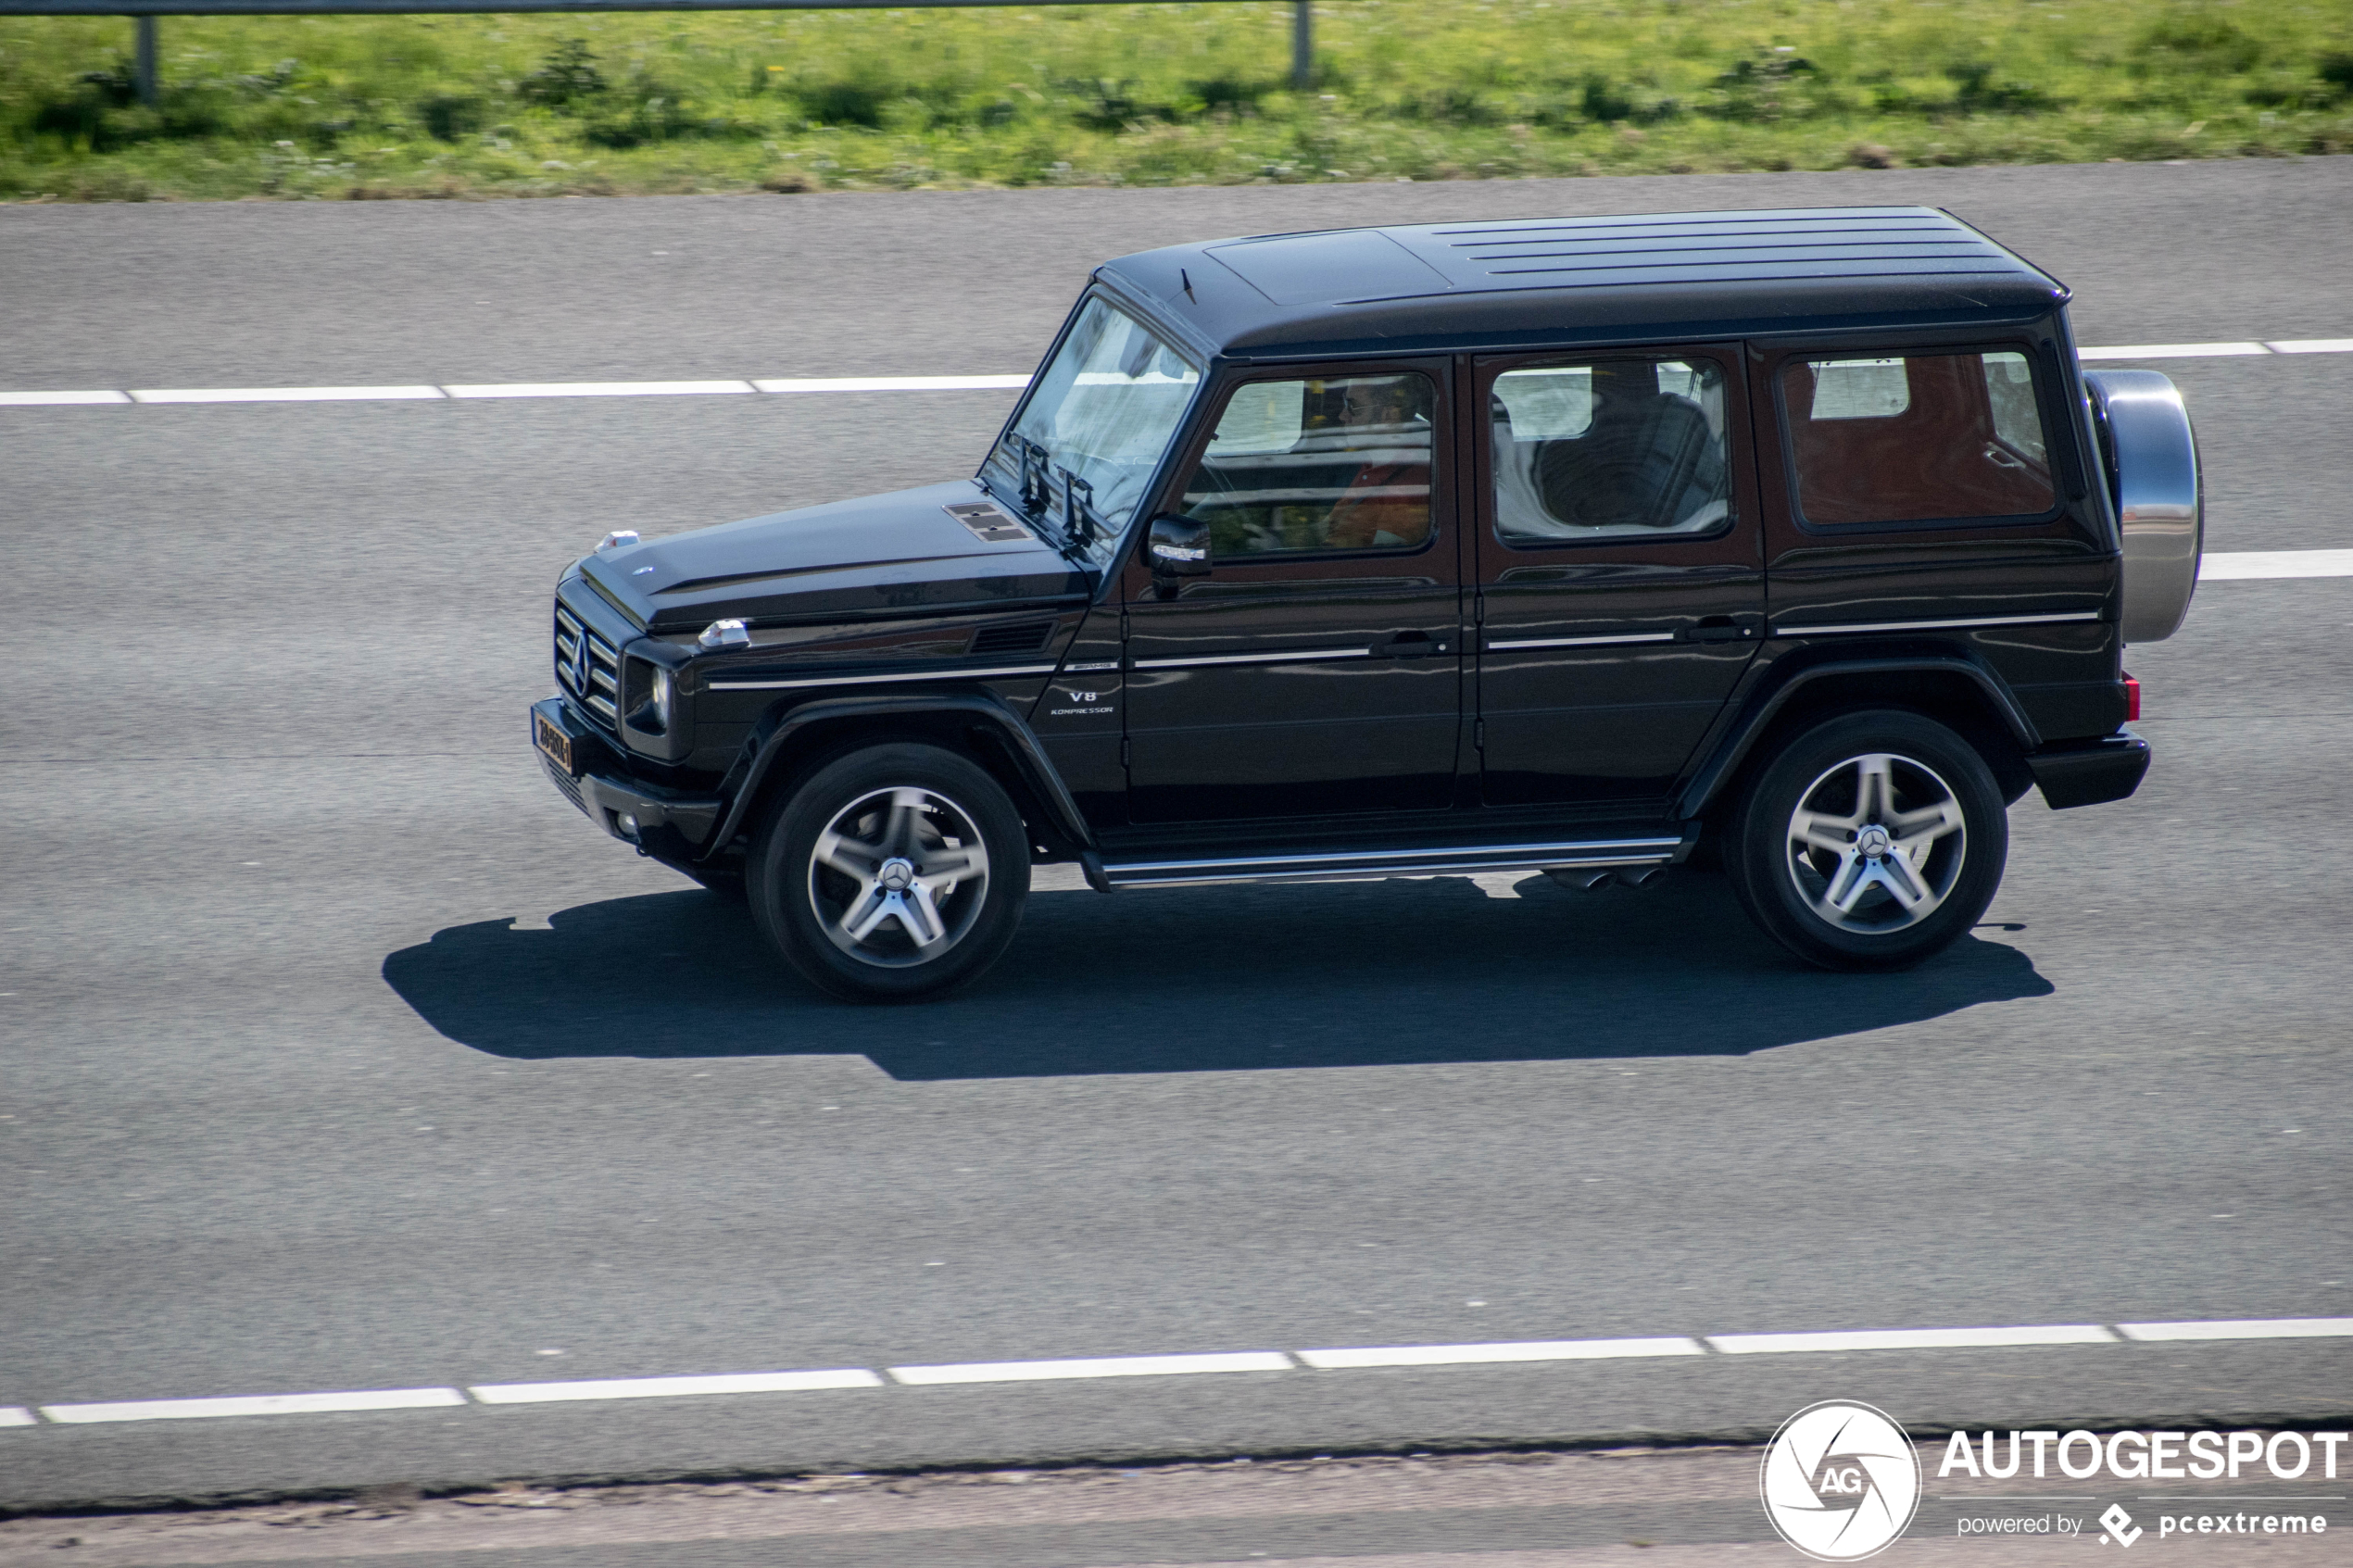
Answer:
top-left (1059, 468), bottom-right (1101, 551)
top-left (1003, 433), bottom-right (1103, 559)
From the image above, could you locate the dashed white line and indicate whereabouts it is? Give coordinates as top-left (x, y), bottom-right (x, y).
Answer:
top-left (471, 1369), bottom-right (881, 1404)
top-left (9, 1318), bottom-right (2347, 1425)
top-left (753, 374), bottom-right (1034, 394)
top-left (128, 384), bottom-right (446, 404)
top-left (39, 1387), bottom-right (467, 1424)
top-left (1707, 1324), bottom-right (2119, 1354)
top-left (887, 1351), bottom-right (1295, 1386)
top-left (443, 380), bottom-right (756, 399)
top-left (2115, 1317), bottom-right (2353, 1342)
top-left (0, 388), bottom-right (129, 406)
top-left (2079, 342), bottom-right (2271, 359)
top-left (2201, 549), bottom-right (2353, 580)
top-left (1298, 1336), bottom-right (1704, 1369)
top-left (2, 340), bottom-right (2347, 410)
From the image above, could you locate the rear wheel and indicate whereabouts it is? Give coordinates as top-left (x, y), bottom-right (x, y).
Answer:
top-left (1725, 710), bottom-right (2007, 971)
top-left (749, 743), bottom-right (1029, 1002)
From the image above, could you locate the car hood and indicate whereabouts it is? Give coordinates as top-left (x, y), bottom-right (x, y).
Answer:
top-left (579, 481), bottom-right (1090, 635)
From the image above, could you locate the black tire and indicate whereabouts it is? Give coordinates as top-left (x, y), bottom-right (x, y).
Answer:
top-left (748, 743), bottom-right (1029, 1002)
top-left (1724, 709), bottom-right (2007, 972)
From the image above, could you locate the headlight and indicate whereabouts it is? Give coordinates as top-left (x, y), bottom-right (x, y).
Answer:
top-left (648, 665), bottom-right (674, 732)
top-left (625, 659), bottom-right (674, 735)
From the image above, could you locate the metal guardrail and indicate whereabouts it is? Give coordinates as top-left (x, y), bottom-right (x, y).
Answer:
top-left (4, 0), bottom-right (1316, 108)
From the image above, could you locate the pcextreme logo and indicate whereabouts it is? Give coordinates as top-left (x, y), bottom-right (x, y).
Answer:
top-left (1760, 1400), bottom-right (1924, 1562)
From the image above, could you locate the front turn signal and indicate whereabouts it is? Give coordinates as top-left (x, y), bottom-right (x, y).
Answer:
top-left (698, 618), bottom-right (752, 651)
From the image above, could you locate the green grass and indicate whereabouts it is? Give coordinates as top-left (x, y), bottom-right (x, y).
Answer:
top-left (3, 0), bottom-right (2350, 200)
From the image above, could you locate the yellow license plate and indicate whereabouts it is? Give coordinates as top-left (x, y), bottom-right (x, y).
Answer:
top-left (534, 711), bottom-right (574, 773)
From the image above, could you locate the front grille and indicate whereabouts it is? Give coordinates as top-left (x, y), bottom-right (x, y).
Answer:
top-left (554, 602), bottom-right (621, 726)
top-left (541, 752), bottom-right (587, 816)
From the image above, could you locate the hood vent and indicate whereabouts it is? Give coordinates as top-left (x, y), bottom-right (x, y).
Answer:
top-left (970, 621), bottom-right (1056, 656)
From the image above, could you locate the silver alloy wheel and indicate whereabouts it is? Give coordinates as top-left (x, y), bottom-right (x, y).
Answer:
top-left (806, 785), bottom-right (992, 968)
top-left (1784, 752), bottom-right (1967, 934)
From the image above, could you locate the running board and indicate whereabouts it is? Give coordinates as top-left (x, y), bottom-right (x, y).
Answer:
top-left (1098, 834), bottom-right (1690, 890)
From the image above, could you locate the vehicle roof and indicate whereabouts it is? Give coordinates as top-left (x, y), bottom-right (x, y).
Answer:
top-left (1095, 206), bottom-right (2070, 362)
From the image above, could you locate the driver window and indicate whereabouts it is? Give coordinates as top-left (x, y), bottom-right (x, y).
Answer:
top-left (1179, 372), bottom-right (1437, 557)
top-left (1491, 358), bottom-right (1731, 544)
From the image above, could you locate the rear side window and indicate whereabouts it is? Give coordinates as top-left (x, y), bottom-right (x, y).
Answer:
top-left (1491, 357), bottom-right (1731, 543)
top-left (1780, 350), bottom-right (2056, 526)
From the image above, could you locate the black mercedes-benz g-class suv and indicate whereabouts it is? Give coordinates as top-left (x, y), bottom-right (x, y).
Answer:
top-left (532, 205), bottom-right (2201, 1000)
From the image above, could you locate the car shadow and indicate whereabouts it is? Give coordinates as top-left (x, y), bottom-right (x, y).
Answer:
top-left (381, 873), bottom-right (2054, 1080)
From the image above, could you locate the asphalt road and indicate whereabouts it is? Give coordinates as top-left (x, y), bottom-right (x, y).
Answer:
top-left (4, 159), bottom-right (2351, 1535)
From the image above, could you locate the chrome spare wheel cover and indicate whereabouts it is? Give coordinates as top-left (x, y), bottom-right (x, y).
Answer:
top-left (807, 786), bottom-right (990, 967)
top-left (1784, 752), bottom-right (1967, 934)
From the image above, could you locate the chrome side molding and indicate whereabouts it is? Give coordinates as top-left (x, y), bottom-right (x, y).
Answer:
top-left (1100, 834), bottom-right (1688, 889)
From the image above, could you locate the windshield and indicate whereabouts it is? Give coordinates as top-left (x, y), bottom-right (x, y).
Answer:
top-left (984, 295), bottom-right (1201, 556)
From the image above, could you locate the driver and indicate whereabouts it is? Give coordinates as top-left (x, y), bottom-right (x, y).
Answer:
top-left (1323, 377), bottom-right (1434, 549)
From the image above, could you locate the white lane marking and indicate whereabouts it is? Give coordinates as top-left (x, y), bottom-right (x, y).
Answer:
top-left (1299, 1336), bottom-right (1704, 1369)
top-left (2202, 548), bottom-right (2353, 580)
top-left (18, 345), bottom-right (2353, 408)
top-left (2077, 342), bottom-right (2271, 358)
top-left (471, 1369), bottom-right (882, 1404)
top-left (887, 1351), bottom-right (1294, 1385)
top-left (6, 1317), bottom-right (2345, 1428)
top-left (444, 380), bottom-right (756, 399)
top-left (2115, 1317), bottom-right (2353, 1342)
top-left (128, 385), bottom-right (447, 404)
top-left (0, 389), bottom-right (132, 406)
top-left (754, 374), bottom-right (1032, 394)
top-left (1708, 1324), bottom-right (2118, 1353)
top-left (39, 1388), bottom-right (467, 1424)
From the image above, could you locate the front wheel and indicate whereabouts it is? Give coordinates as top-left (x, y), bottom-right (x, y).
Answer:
top-left (1724, 710), bottom-right (2007, 972)
top-left (749, 744), bottom-right (1030, 1002)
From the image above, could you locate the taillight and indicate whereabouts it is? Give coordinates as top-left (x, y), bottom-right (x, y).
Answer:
top-left (2123, 672), bottom-right (2142, 723)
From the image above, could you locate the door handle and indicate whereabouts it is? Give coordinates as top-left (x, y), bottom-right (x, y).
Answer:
top-left (1678, 617), bottom-right (1752, 644)
top-left (1371, 631), bottom-right (1449, 659)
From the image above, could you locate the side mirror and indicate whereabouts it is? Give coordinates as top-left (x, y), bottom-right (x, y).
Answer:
top-left (1147, 514), bottom-right (1211, 594)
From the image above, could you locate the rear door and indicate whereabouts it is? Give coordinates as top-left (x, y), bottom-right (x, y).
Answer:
top-left (1122, 359), bottom-right (1465, 823)
top-left (1469, 345), bottom-right (1765, 808)
top-left (1752, 335), bottom-right (2119, 735)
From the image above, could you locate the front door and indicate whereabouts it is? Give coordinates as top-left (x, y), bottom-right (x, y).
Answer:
top-left (1470, 345), bottom-right (1765, 809)
top-left (1124, 361), bottom-right (1464, 823)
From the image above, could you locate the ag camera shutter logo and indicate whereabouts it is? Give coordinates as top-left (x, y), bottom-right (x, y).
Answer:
top-left (1760, 1400), bottom-right (1923, 1561)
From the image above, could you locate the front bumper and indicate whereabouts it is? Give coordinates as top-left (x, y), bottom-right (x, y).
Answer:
top-left (531, 697), bottom-right (723, 858)
top-left (2027, 729), bottom-right (2150, 809)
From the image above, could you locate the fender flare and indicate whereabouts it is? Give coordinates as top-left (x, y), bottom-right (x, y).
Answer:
top-left (694, 689), bottom-right (1096, 863)
top-left (1674, 653), bottom-right (2041, 821)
